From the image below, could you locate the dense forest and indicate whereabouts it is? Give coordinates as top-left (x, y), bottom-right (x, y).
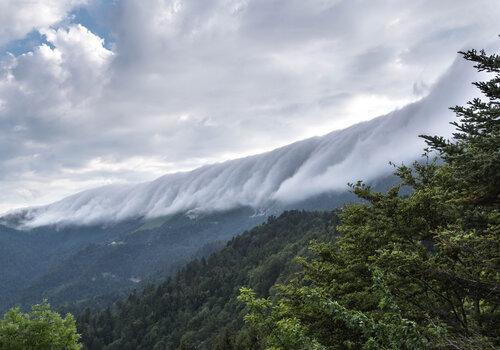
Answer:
top-left (76, 211), bottom-right (338, 349)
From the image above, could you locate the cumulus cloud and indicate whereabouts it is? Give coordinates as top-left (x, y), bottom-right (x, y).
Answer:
top-left (0, 23), bottom-right (113, 212)
top-left (0, 0), bottom-right (87, 46)
top-left (1, 0), bottom-right (499, 213)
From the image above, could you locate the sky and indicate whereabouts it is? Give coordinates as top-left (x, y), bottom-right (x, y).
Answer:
top-left (0, 0), bottom-right (499, 214)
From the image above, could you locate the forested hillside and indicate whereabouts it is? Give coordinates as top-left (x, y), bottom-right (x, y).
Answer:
top-left (76, 48), bottom-right (499, 350)
top-left (0, 208), bottom-right (266, 313)
top-left (77, 211), bottom-right (338, 349)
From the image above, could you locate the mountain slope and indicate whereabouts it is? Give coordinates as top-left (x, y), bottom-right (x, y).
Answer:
top-left (77, 210), bottom-right (337, 350)
top-left (0, 208), bottom-right (265, 313)
top-left (0, 57), bottom-right (477, 312)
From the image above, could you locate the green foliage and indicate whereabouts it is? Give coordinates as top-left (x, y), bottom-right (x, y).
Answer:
top-left (239, 268), bottom-right (433, 349)
top-left (239, 48), bottom-right (500, 349)
top-left (77, 211), bottom-right (338, 349)
top-left (0, 300), bottom-right (81, 350)
top-left (238, 287), bottom-right (326, 350)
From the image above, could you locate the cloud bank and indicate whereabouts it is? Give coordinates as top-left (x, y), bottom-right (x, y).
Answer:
top-left (1, 0), bottom-right (499, 213)
top-left (5, 55), bottom-right (481, 227)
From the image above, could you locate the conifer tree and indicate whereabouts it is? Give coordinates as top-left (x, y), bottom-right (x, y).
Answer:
top-left (240, 47), bottom-right (500, 349)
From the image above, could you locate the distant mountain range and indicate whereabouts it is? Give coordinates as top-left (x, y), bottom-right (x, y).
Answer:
top-left (0, 57), bottom-right (477, 311)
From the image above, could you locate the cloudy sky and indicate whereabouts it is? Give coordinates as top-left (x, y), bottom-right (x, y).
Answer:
top-left (0, 0), bottom-right (499, 213)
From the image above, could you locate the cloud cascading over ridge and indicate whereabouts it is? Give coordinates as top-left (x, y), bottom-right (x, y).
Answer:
top-left (5, 55), bottom-right (482, 227)
top-left (1, 0), bottom-right (499, 213)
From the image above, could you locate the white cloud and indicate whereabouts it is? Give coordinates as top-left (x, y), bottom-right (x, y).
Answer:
top-left (1, 24), bottom-right (112, 114)
top-left (40, 24), bottom-right (114, 98)
top-left (0, 0), bottom-right (87, 46)
top-left (1, 0), bottom-right (499, 213)
top-left (0, 24), bottom-right (114, 213)
top-left (4, 56), bottom-right (485, 227)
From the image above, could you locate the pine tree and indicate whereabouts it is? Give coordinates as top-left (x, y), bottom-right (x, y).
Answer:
top-left (240, 47), bottom-right (500, 349)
